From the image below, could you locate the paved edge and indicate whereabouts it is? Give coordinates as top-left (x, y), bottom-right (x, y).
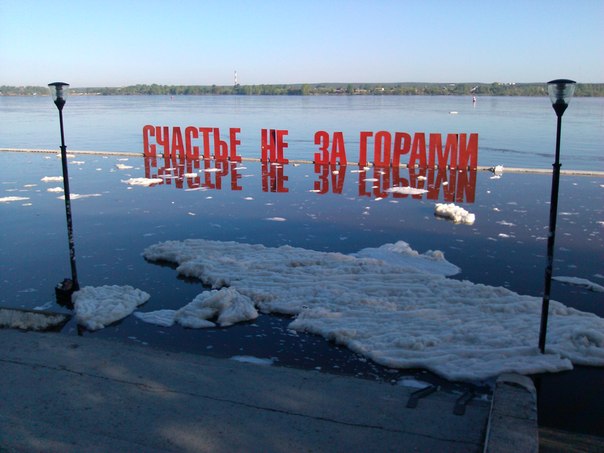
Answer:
top-left (1, 327), bottom-right (491, 452)
top-left (483, 373), bottom-right (538, 453)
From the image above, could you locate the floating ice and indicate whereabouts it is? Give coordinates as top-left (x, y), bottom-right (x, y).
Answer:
top-left (266, 217), bottom-right (286, 222)
top-left (0, 196), bottom-right (29, 203)
top-left (397, 378), bottom-right (433, 389)
top-left (133, 309), bottom-right (176, 327)
top-left (41, 176), bottom-right (63, 182)
top-left (553, 276), bottom-right (604, 293)
top-left (122, 177), bottom-right (163, 186)
top-left (57, 193), bottom-right (101, 200)
top-left (434, 203), bottom-right (475, 225)
top-left (73, 285), bottom-right (150, 331)
top-left (47, 187), bottom-right (64, 193)
top-left (230, 356), bottom-right (275, 366)
top-left (115, 163), bottom-right (133, 170)
top-left (352, 241), bottom-right (460, 276)
top-left (142, 239), bottom-right (604, 381)
top-left (136, 287), bottom-right (258, 329)
top-left (387, 187), bottom-right (429, 195)
top-left (0, 308), bottom-right (69, 331)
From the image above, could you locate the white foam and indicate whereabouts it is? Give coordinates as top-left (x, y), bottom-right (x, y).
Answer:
top-left (115, 163), bottom-right (133, 170)
top-left (434, 203), bottom-right (475, 225)
top-left (122, 178), bottom-right (164, 186)
top-left (553, 276), bottom-right (604, 293)
top-left (387, 187), bottom-right (429, 195)
top-left (230, 356), bottom-right (275, 366)
top-left (57, 193), bottom-right (101, 200)
top-left (133, 309), bottom-right (176, 327)
top-left (41, 176), bottom-right (63, 182)
top-left (0, 196), bottom-right (29, 203)
top-left (175, 288), bottom-right (258, 328)
top-left (142, 239), bottom-right (604, 381)
top-left (397, 378), bottom-right (433, 389)
top-left (73, 285), bottom-right (150, 331)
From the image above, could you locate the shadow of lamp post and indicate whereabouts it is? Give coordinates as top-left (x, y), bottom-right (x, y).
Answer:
top-left (48, 82), bottom-right (80, 304)
top-left (538, 79), bottom-right (576, 354)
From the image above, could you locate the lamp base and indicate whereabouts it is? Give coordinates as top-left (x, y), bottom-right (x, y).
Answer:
top-left (55, 278), bottom-right (75, 308)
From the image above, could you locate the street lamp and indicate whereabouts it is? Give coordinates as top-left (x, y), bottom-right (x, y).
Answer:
top-left (538, 79), bottom-right (576, 353)
top-left (49, 82), bottom-right (80, 303)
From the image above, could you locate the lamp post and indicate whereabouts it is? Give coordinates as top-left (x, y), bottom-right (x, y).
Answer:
top-left (538, 79), bottom-right (576, 353)
top-left (49, 82), bottom-right (80, 302)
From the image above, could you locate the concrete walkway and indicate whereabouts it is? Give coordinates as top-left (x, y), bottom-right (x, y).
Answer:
top-left (0, 329), bottom-right (516, 452)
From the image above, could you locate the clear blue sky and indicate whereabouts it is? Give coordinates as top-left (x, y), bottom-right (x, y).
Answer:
top-left (1, 0), bottom-right (602, 87)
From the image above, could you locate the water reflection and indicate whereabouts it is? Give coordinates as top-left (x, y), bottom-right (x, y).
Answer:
top-left (142, 156), bottom-right (477, 202)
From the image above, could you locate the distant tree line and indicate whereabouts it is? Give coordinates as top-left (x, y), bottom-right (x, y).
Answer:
top-left (2, 82), bottom-right (603, 97)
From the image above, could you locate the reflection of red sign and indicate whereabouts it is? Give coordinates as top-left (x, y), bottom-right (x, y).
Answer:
top-left (357, 167), bottom-right (476, 203)
top-left (144, 155), bottom-right (242, 190)
top-left (142, 156), bottom-right (476, 203)
top-left (262, 163), bottom-right (288, 193)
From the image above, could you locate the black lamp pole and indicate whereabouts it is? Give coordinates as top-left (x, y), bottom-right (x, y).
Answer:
top-left (538, 79), bottom-right (576, 353)
top-left (49, 82), bottom-right (80, 297)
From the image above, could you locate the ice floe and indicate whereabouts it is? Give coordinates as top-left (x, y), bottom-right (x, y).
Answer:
top-left (41, 176), bottom-right (63, 182)
top-left (122, 177), bottom-right (164, 186)
top-left (73, 285), bottom-right (150, 331)
top-left (140, 239), bottom-right (604, 381)
top-left (115, 163), bottom-right (133, 170)
top-left (553, 276), bottom-right (604, 293)
top-left (135, 287), bottom-right (258, 328)
top-left (57, 193), bottom-right (102, 200)
top-left (387, 187), bottom-right (429, 196)
top-left (434, 203), bottom-right (475, 225)
top-left (0, 196), bottom-right (30, 203)
top-left (230, 356), bottom-right (275, 366)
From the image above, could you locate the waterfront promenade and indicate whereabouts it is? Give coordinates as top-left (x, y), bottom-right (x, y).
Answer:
top-left (0, 328), bottom-right (530, 452)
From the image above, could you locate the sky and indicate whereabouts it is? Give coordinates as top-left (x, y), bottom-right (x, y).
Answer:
top-left (1, 0), bottom-right (602, 87)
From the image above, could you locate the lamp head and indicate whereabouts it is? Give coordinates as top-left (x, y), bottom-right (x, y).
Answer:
top-left (48, 82), bottom-right (69, 110)
top-left (547, 79), bottom-right (576, 117)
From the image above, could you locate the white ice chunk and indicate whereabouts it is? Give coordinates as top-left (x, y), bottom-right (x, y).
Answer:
top-left (41, 176), bottom-right (63, 182)
top-left (143, 239), bottom-right (604, 381)
top-left (57, 193), bottom-right (101, 200)
top-left (0, 196), bottom-right (30, 203)
top-left (387, 187), bottom-right (429, 195)
top-left (122, 177), bottom-right (164, 186)
top-left (73, 285), bottom-right (150, 331)
top-left (115, 163), bottom-right (133, 170)
top-left (230, 356), bottom-right (275, 366)
top-left (397, 378), bottom-right (433, 389)
top-left (133, 309), bottom-right (176, 327)
top-left (553, 276), bottom-right (604, 293)
top-left (434, 203), bottom-right (475, 225)
top-left (175, 288), bottom-right (258, 328)
top-left (353, 241), bottom-right (460, 276)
